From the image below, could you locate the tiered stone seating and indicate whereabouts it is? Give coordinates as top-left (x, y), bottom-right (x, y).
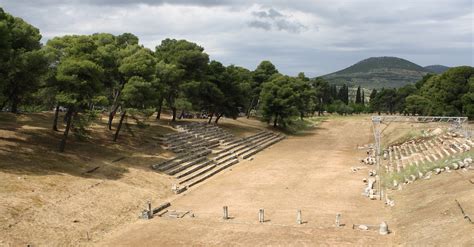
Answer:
top-left (153, 123), bottom-right (286, 193)
top-left (152, 149), bottom-right (212, 173)
top-left (384, 130), bottom-right (473, 186)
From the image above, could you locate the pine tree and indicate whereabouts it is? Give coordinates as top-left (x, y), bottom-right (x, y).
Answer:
top-left (338, 84), bottom-right (349, 105)
top-left (361, 90), bottom-right (365, 106)
top-left (355, 86), bottom-right (362, 104)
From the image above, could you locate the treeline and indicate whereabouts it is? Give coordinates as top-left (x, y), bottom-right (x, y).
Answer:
top-left (1, 8), bottom-right (472, 152)
top-left (368, 66), bottom-right (474, 117)
top-left (0, 8), bottom-right (338, 152)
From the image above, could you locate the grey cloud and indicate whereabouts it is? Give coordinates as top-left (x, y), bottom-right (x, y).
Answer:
top-left (249, 7), bottom-right (308, 33)
top-left (252, 8), bottom-right (284, 19)
top-left (275, 19), bottom-right (307, 33)
top-left (248, 20), bottom-right (272, 30)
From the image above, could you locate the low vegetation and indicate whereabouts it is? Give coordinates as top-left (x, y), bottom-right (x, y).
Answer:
top-left (382, 149), bottom-right (474, 188)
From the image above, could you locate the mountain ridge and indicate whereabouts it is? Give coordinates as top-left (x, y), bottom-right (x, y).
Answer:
top-left (424, 64), bottom-right (450, 74)
top-left (322, 56), bottom-right (431, 89)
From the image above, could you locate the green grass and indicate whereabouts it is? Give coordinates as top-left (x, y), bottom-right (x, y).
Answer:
top-left (278, 116), bottom-right (328, 135)
top-left (381, 150), bottom-right (474, 188)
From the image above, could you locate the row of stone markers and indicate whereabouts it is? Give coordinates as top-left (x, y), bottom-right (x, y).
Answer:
top-left (152, 122), bottom-right (285, 194)
top-left (141, 202), bottom-right (390, 235)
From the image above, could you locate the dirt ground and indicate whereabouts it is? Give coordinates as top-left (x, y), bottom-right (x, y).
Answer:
top-left (99, 116), bottom-right (394, 246)
top-left (2, 113), bottom-right (473, 246)
top-left (391, 171), bottom-right (474, 246)
top-left (0, 112), bottom-right (264, 246)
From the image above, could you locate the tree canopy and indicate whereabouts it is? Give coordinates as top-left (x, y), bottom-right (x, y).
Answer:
top-left (0, 7), bottom-right (473, 152)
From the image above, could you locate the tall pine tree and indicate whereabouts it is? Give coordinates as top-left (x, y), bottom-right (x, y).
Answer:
top-left (355, 86), bottom-right (362, 104)
top-left (338, 84), bottom-right (349, 105)
top-left (361, 90), bottom-right (365, 105)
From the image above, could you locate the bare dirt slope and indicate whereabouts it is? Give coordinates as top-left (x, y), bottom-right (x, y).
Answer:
top-left (100, 116), bottom-right (393, 246)
top-left (0, 112), bottom-right (264, 246)
top-left (391, 171), bottom-right (474, 246)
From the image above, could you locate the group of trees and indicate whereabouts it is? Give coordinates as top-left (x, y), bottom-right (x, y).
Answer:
top-left (1, 8), bottom-right (473, 152)
top-left (324, 84), bottom-right (367, 115)
top-left (0, 8), bottom-right (335, 151)
top-left (369, 66), bottom-right (474, 118)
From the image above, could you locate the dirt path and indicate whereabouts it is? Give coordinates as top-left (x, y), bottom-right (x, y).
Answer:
top-left (99, 117), bottom-right (393, 246)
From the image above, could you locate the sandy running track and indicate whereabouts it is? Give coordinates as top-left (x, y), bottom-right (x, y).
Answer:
top-left (99, 117), bottom-right (393, 246)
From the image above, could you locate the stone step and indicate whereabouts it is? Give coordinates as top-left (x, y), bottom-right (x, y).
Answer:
top-left (236, 134), bottom-right (279, 157)
top-left (225, 131), bottom-right (268, 146)
top-left (174, 159), bottom-right (215, 179)
top-left (178, 164), bottom-right (217, 185)
top-left (242, 135), bottom-right (285, 159)
top-left (248, 132), bottom-right (275, 144)
top-left (182, 159), bottom-right (240, 189)
top-left (166, 156), bottom-right (208, 175)
top-left (235, 135), bottom-right (276, 156)
top-left (158, 149), bottom-right (212, 171)
top-left (215, 141), bottom-right (243, 155)
top-left (216, 154), bottom-right (238, 165)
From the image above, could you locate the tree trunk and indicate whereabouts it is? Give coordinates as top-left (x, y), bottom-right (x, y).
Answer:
top-left (208, 112), bottom-right (214, 124)
top-left (171, 107), bottom-right (177, 122)
top-left (53, 104), bottom-right (60, 131)
top-left (318, 98), bottom-right (323, 116)
top-left (156, 97), bottom-right (164, 120)
top-left (246, 96), bottom-right (256, 119)
top-left (273, 114), bottom-right (278, 127)
top-left (107, 104), bottom-right (120, 130)
top-left (214, 113), bottom-right (223, 124)
top-left (0, 98), bottom-right (7, 111)
top-left (179, 109), bottom-right (185, 119)
top-left (59, 107), bottom-right (74, 152)
top-left (10, 95), bottom-right (18, 113)
top-left (113, 110), bottom-right (126, 142)
top-left (300, 112), bottom-right (304, 120)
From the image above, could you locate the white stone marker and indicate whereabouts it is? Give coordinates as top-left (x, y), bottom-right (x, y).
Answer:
top-left (147, 200), bottom-right (152, 219)
top-left (259, 209), bottom-right (265, 223)
top-left (297, 210), bottom-right (302, 224)
top-left (335, 213), bottom-right (341, 227)
top-left (379, 221), bottom-right (389, 235)
top-left (223, 206), bottom-right (229, 220)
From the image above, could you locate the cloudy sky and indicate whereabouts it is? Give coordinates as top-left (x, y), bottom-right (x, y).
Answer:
top-left (1, 0), bottom-right (472, 76)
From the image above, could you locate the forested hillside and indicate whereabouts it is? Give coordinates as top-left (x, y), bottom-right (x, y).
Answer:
top-left (424, 65), bottom-right (450, 74)
top-left (323, 57), bottom-right (430, 89)
top-left (368, 66), bottom-right (474, 116)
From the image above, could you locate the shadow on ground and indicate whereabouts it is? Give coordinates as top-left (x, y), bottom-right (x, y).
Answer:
top-left (0, 112), bottom-right (175, 180)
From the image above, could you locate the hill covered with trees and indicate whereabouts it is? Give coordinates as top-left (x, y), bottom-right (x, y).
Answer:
top-left (323, 56), bottom-right (430, 89)
top-left (368, 66), bottom-right (474, 117)
top-left (424, 65), bottom-right (450, 74)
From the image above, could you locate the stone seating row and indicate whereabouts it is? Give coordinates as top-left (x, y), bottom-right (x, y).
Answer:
top-left (151, 149), bottom-right (211, 171)
top-left (384, 133), bottom-right (473, 173)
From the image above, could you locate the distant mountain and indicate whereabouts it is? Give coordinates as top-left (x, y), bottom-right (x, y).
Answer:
top-left (322, 56), bottom-right (431, 89)
top-left (424, 65), bottom-right (450, 74)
